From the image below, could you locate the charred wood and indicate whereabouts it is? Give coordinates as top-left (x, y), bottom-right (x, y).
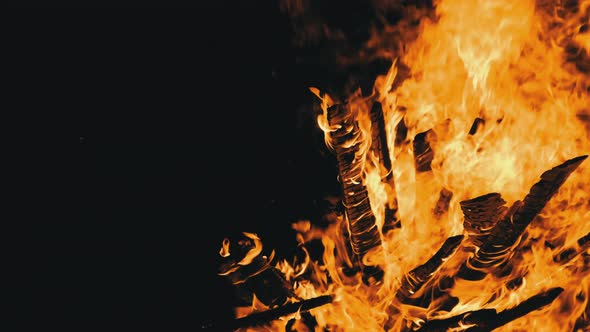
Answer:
top-left (473, 287), bottom-right (564, 332)
top-left (553, 231), bottom-right (590, 264)
top-left (286, 311), bottom-right (318, 332)
top-left (416, 287), bottom-right (563, 332)
top-left (370, 101), bottom-right (392, 171)
top-left (395, 114), bottom-right (408, 146)
top-left (385, 237), bottom-right (464, 330)
top-left (580, 232), bottom-right (590, 247)
top-left (204, 295), bottom-right (334, 331)
top-left (469, 117), bottom-right (485, 135)
top-left (573, 292), bottom-right (590, 332)
top-left (413, 129), bottom-right (436, 172)
top-left (457, 156), bottom-right (587, 281)
top-left (433, 188), bottom-right (453, 219)
top-left (396, 235), bottom-right (464, 303)
top-left (217, 233), bottom-right (297, 307)
top-left (370, 101), bottom-right (401, 233)
top-left (460, 193), bottom-right (507, 247)
top-left (327, 104), bottom-right (383, 284)
top-left (220, 253), bottom-right (297, 307)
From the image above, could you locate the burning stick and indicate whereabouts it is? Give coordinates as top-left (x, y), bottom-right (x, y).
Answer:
top-left (460, 193), bottom-right (507, 247)
top-left (457, 155), bottom-right (588, 281)
top-left (574, 295), bottom-right (590, 332)
top-left (217, 233), bottom-right (296, 307)
top-left (553, 231), bottom-right (590, 264)
top-left (370, 101), bottom-right (401, 233)
top-left (468, 117), bottom-right (485, 136)
top-left (396, 235), bottom-right (464, 302)
top-left (433, 188), bottom-right (453, 219)
top-left (384, 236), bottom-right (464, 330)
top-left (203, 295), bottom-right (334, 331)
top-left (413, 129), bottom-right (436, 173)
top-left (415, 287), bottom-right (564, 332)
top-left (327, 103), bottom-right (384, 284)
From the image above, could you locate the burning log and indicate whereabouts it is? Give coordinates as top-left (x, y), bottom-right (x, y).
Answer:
top-left (202, 295), bottom-right (334, 331)
top-left (460, 193), bottom-right (507, 247)
top-left (457, 155), bottom-right (588, 281)
top-left (468, 117), bottom-right (485, 135)
top-left (327, 103), bottom-right (384, 284)
top-left (395, 115), bottom-right (408, 146)
top-left (396, 235), bottom-right (464, 303)
top-left (383, 236), bottom-right (464, 330)
top-left (413, 129), bottom-right (436, 172)
top-left (415, 287), bottom-right (564, 332)
top-left (553, 231), bottom-right (590, 264)
top-left (217, 233), bottom-right (297, 307)
top-left (574, 292), bottom-right (590, 332)
top-left (370, 101), bottom-right (401, 233)
top-left (432, 188), bottom-right (453, 219)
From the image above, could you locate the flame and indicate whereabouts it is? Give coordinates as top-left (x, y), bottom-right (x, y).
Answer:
top-left (230, 0), bottom-right (590, 330)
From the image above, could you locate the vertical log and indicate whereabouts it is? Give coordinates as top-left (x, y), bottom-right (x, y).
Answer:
top-left (468, 117), bottom-right (485, 135)
top-left (327, 103), bottom-right (384, 284)
top-left (370, 101), bottom-right (401, 234)
top-left (433, 188), bottom-right (453, 219)
top-left (413, 129), bottom-right (436, 172)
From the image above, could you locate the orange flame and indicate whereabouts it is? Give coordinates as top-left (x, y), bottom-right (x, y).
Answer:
top-left (234, 0), bottom-right (590, 330)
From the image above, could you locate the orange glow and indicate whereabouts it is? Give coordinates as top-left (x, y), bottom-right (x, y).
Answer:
top-left (227, 0), bottom-right (590, 331)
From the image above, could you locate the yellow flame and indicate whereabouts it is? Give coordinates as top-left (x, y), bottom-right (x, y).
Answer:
top-left (240, 0), bottom-right (590, 330)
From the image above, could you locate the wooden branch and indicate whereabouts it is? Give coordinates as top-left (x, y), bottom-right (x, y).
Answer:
top-left (370, 101), bottom-right (401, 233)
top-left (460, 193), bottom-right (507, 247)
top-left (413, 129), bottom-right (435, 172)
top-left (202, 295), bottom-right (334, 331)
top-left (395, 115), bottom-right (408, 146)
top-left (457, 156), bottom-right (587, 280)
top-left (396, 235), bottom-right (464, 302)
top-left (327, 104), bottom-right (383, 284)
top-left (468, 117), bottom-right (485, 135)
top-left (384, 238), bottom-right (463, 330)
top-left (433, 188), bottom-right (453, 219)
top-left (573, 294), bottom-right (590, 332)
top-left (553, 231), bottom-right (590, 264)
top-left (416, 287), bottom-right (563, 332)
top-left (217, 233), bottom-right (297, 307)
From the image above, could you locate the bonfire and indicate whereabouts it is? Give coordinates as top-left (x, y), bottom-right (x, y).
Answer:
top-left (210, 1), bottom-right (590, 331)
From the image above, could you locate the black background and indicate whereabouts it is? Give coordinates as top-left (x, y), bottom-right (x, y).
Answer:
top-left (15, 1), bottom-right (403, 330)
top-left (67, 3), bottom-right (345, 331)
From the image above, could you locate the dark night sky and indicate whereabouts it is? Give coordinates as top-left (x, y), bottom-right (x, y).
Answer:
top-left (68, 4), bottom-right (345, 331)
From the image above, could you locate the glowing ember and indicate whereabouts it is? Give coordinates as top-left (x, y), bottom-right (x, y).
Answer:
top-left (215, 0), bottom-right (590, 331)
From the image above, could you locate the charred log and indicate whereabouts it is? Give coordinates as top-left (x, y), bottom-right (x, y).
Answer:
top-left (416, 287), bottom-right (563, 332)
top-left (460, 193), bottom-right (507, 247)
top-left (327, 104), bottom-right (383, 284)
top-left (469, 117), bottom-right (485, 135)
top-left (553, 231), bottom-right (590, 264)
top-left (286, 312), bottom-right (318, 332)
top-left (396, 235), bottom-right (464, 303)
top-left (385, 237), bottom-right (464, 329)
top-left (370, 101), bottom-right (401, 233)
top-left (395, 114), bottom-right (408, 146)
top-left (457, 155), bottom-right (587, 281)
top-left (433, 188), bottom-right (453, 219)
top-left (217, 233), bottom-right (297, 308)
top-left (203, 295), bottom-right (334, 331)
top-left (574, 291), bottom-right (590, 332)
top-left (413, 129), bottom-right (436, 172)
